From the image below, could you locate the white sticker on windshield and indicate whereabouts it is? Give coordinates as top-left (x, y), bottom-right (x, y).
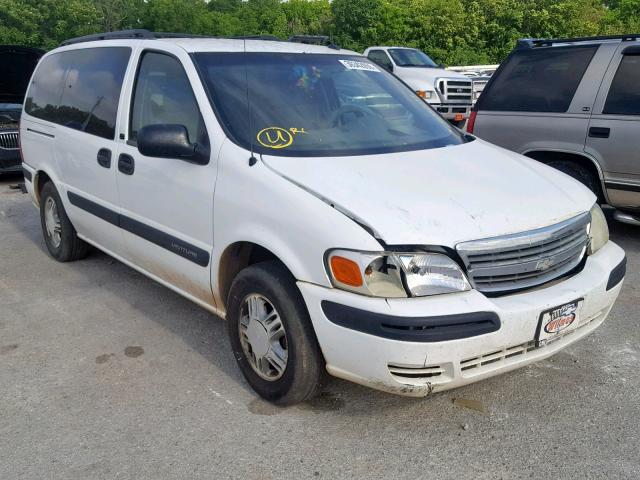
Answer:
top-left (339, 60), bottom-right (380, 72)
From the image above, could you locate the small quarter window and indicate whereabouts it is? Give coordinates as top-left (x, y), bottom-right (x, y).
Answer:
top-left (604, 54), bottom-right (640, 116)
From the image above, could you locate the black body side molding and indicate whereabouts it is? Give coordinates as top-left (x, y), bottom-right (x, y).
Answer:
top-left (67, 191), bottom-right (210, 267)
top-left (321, 301), bottom-right (500, 342)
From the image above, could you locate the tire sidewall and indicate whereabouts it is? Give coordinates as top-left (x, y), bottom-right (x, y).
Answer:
top-left (227, 262), bottom-right (322, 404)
top-left (39, 182), bottom-right (74, 260)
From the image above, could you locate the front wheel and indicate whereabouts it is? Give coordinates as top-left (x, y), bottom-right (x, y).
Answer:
top-left (227, 261), bottom-right (325, 405)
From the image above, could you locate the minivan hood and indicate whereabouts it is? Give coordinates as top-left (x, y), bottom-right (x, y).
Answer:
top-left (0, 46), bottom-right (44, 104)
top-left (262, 140), bottom-right (595, 247)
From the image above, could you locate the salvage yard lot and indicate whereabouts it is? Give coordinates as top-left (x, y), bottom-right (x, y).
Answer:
top-left (1, 174), bottom-right (639, 479)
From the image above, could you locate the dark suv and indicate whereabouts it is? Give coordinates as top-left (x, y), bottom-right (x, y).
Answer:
top-left (469, 34), bottom-right (640, 225)
top-left (0, 46), bottom-right (43, 174)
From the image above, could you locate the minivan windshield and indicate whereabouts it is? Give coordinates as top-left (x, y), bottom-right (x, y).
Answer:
top-left (194, 53), bottom-right (464, 156)
top-left (388, 49), bottom-right (438, 68)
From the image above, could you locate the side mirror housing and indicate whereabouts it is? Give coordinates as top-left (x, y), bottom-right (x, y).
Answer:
top-left (137, 124), bottom-right (208, 164)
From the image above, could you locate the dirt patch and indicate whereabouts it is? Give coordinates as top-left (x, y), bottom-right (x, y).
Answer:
top-left (297, 391), bottom-right (345, 412)
top-left (95, 353), bottom-right (115, 364)
top-left (124, 346), bottom-right (144, 358)
top-left (0, 343), bottom-right (18, 355)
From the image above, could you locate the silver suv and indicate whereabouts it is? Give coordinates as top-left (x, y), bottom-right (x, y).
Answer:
top-left (469, 34), bottom-right (640, 225)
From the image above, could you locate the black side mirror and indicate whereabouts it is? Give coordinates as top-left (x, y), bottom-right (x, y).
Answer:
top-left (438, 63), bottom-right (445, 69)
top-left (137, 124), bottom-right (208, 164)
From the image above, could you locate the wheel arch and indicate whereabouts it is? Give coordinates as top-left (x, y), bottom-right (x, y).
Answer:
top-left (522, 149), bottom-right (608, 202)
top-left (33, 170), bottom-right (54, 207)
top-left (216, 241), bottom-right (299, 312)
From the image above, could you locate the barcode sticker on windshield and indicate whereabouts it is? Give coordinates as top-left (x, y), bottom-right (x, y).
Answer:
top-left (339, 60), bottom-right (380, 72)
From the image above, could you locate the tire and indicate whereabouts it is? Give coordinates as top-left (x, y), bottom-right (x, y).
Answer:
top-left (227, 261), bottom-right (325, 405)
top-left (546, 160), bottom-right (603, 202)
top-left (39, 181), bottom-right (90, 262)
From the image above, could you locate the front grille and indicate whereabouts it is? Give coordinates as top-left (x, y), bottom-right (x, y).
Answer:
top-left (437, 78), bottom-right (473, 103)
top-left (456, 213), bottom-right (590, 294)
top-left (0, 131), bottom-right (19, 150)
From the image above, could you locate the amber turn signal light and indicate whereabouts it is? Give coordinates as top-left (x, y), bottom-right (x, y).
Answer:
top-left (330, 256), bottom-right (363, 287)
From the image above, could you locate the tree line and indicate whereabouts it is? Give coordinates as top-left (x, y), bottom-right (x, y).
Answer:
top-left (1, 0), bottom-right (639, 65)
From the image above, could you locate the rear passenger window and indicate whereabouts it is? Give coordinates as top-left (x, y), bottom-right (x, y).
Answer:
top-left (25, 47), bottom-right (130, 139)
top-left (478, 46), bottom-right (597, 113)
top-left (57, 48), bottom-right (130, 139)
top-left (129, 52), bottom-right (206, 145)
top-left (604, 54), bottom-right (640, 115)
top-left (25, 53), bottom-right (68, 123)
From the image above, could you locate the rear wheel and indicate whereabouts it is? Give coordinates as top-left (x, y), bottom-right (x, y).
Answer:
top-left (227, 261), bottom-right (324, 405)
top-left (546, 160), bottom-right (603, 202)
top-left (39, 182), bottom-right (90, 262)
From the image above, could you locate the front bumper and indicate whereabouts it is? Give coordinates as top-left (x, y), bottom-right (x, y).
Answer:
top-left (299, 241), bottom-right (625, 397)
top-left (430, 103), bottom-right (470, 121)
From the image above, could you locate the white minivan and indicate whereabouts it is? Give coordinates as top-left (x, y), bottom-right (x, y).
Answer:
top-left (21, 31), bottom-right (626, 405)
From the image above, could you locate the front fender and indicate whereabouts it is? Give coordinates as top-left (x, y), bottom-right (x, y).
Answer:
top-left (211, 142), bottom-right (382, 292)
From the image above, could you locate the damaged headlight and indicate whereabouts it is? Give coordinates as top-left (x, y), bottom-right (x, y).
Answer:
top-left (326, 249), bottom-right (471, 298)
top-left (588, 203), bottom-right (609, 254)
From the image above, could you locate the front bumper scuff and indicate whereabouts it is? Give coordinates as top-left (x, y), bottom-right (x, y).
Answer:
top-left (298, 241), bottom-right (625, 397)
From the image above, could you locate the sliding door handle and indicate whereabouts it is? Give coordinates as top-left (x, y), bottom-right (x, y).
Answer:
top-left (97, 148), bottom-right (112, 168)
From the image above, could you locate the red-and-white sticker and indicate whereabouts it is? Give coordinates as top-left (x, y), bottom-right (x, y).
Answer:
top-left (536, 299), bottom-right (582, 345)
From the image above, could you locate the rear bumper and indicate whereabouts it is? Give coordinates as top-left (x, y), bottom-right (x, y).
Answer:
top-left (299, 241), bottom-right (625, 397)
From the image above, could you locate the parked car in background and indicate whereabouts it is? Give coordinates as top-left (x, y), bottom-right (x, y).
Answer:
top-left (0, 45), bottom-right (43, 175)
top-left (21, 31), bottom-right (625, 405)
top-left (447, 64), bottom-right (499, 78)
top-left (471, 76), bottom-right (491, 105)
top-left (364, 46), bottom-right (472, 127)
top-left (469, 34), bottom-right (640, 225)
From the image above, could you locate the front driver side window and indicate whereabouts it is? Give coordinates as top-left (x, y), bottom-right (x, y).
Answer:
top-left (130, 52), bottom-right (206, 145)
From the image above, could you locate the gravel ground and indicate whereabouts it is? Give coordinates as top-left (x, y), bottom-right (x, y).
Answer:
top-left (1, 173), bottom-right (639, 480)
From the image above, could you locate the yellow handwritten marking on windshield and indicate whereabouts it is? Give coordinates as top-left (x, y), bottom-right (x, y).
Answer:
top-left (256, 127), bottom-right (306, 149)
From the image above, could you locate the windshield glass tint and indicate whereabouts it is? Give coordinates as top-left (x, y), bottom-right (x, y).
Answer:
top-left (194, 53), bottom-right (463, 156)
top-left (388, 49), bottom-right (438, 68)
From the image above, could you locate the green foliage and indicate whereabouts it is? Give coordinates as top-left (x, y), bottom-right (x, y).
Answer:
top-left (0, 0), bottom-right (637, 63)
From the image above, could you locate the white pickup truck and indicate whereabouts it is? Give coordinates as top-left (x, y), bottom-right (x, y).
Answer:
top-left (364, 46), bottom-right (472, 127)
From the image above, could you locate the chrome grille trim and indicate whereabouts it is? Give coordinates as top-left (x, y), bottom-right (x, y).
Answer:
top-left (456, 213), bottom-right (591, 294)
top-left (436, 78), bottom-right (473, 104)
top-left (0, 131), bottom-right (19, 150)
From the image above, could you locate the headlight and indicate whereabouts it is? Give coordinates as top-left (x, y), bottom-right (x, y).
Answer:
top-left (588, 203), bottom-right (609, 254)
top-left (326, 249), bottom-right (471, 298)
top-left (416, 90), bottom-right (434, 100)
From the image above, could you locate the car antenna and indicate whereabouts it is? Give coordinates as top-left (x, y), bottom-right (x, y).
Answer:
top-left (244, 38), bottom-right (258, 167)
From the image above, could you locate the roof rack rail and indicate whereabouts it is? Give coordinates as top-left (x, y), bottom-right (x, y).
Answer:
top-left (59, 29), bottom-right (341, 49)
top-left (517, 33), bottom-right (640, 49)
top-left (60, 29), bottom-right (155, 46)
top-left (288, 35), bottom-right (340, 49)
